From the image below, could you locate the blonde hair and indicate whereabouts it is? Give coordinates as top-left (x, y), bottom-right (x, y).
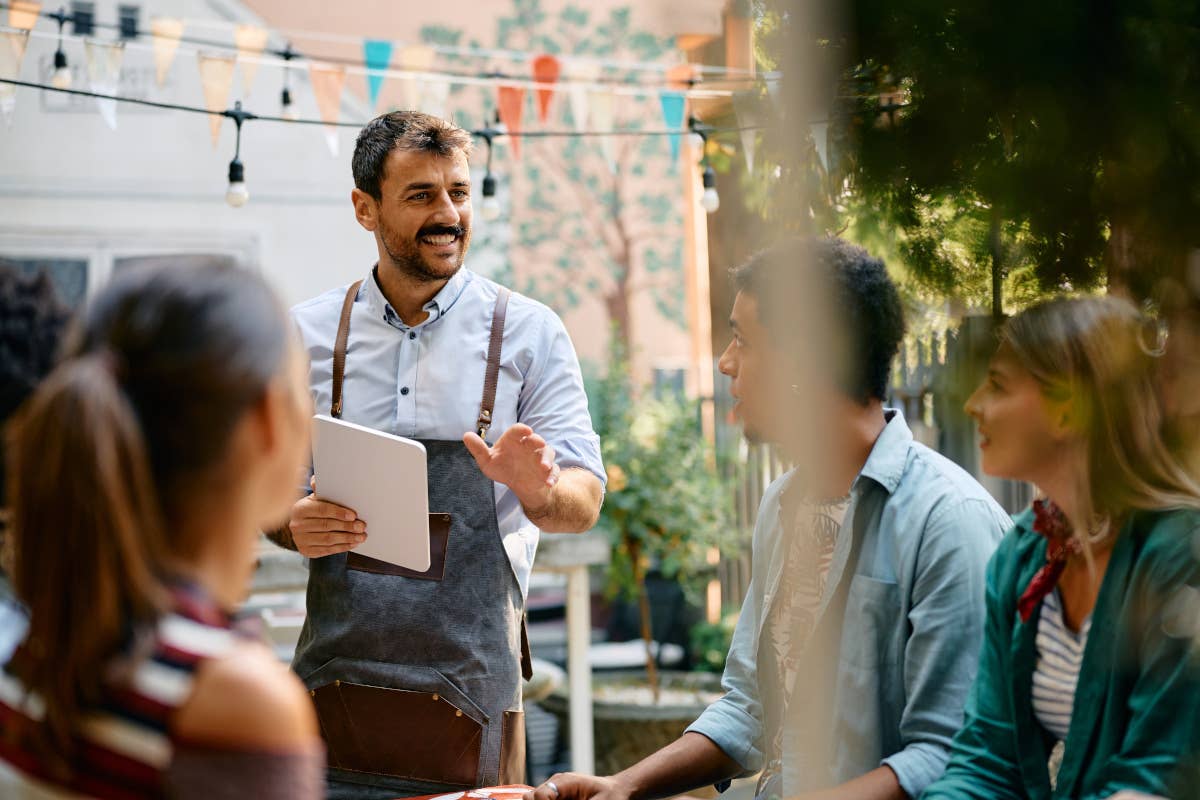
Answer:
top-left (1000, 295), bottom-right (1200, 540)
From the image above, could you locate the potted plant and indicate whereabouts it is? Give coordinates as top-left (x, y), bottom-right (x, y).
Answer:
top-left (543, 347), bottom-right (739, 774)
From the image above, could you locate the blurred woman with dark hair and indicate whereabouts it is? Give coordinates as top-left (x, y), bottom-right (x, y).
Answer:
top-left (923, 295), bottom-right (1200, 798)
top-left (0, 262), bottom-right (324, 798)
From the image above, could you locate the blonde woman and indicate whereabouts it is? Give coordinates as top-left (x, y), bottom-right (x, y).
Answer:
top-left (922, 296), bottom-right (1200, 799)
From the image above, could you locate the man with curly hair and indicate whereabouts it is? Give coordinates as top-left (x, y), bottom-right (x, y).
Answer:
top-left (528, 239), bottom-right (1010, 800)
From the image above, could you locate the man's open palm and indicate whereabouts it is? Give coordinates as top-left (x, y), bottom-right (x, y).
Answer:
top-left (463, 423), bottom-right (560, 505)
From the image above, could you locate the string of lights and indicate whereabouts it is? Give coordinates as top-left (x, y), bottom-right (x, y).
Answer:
top-left (0, 2), bottom-right (774, 89)
top-left (10, 24), bottom-right (749, 101)
top-left (0, 76), bottom-right (761, 210)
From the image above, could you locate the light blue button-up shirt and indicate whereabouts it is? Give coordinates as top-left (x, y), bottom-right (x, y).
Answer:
top-left (686, 411), bottom-right (1011, 798)
top-left (291, 266), bottom-right (605, 596)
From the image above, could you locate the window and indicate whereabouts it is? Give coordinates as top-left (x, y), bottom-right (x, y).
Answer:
top-left (0, 257), bottom-right (89, 308)
top-left (118, 5), bottom-right (139, 40)
top-left (69, 2), bottom-right (94, 36)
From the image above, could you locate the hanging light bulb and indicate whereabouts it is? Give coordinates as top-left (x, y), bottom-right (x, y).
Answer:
top-left (51, 48), bottom-right (71, 89)
top-left (481, 172), bottom-right (501, 221)
top-left (688, 130), bottom-right (705, 156)
top-left (700, 165), bottom-right (720, 214)
top-left (50, 8), bottom-right (71, 89)
top-left (225, 101), bottom-right (251, 207)
top-left (280, 86), bottom-right (298, 120)
top-left (226, 159), bottom-right (249, 207)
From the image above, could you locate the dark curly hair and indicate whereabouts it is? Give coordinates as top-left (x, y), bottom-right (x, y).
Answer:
top-left (0, 263), bottom-right (71, 500)
top-left (731, 237), bottom-right (905, 404)
top-left (352, 110), bottom-right (474, 201)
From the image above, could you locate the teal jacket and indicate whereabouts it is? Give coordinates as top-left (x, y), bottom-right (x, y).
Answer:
top-left (922, 506), bottom-right (1200, 799)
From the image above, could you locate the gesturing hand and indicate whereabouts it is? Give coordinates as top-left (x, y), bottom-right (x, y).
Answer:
top-left (463, 423), bottom-right (560, 510)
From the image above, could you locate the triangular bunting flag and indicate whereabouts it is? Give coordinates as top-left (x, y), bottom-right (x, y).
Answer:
top-left (497, 84), bottom-right (525, 159)
top-left (531, 54), bottom-right (559, 124)
top-left (590, 90), bottom-right (616, 171)
top-left (658, 91), bottom-right (686, 164)
top-left (85, 40), bottom-right (124, 130)
top-left (421, 78), bottom-right (449, 119)
top-left (810, 121), bottom-right (829, 171)
top-left (731, 90), bottom-right (761, 174)
top-left (665, 61), bottom-right (697, 90)
top-left (233, 25), bottom-right (268, 96)
top-left (310, 62), bottom-right (347, 156)
top-left (150, 18), bottom-right (183, 87)
top-left (363, 39), bottom-right (393, 110)
top-left (566, 61), bottom-right (598, 132)
top-left (197, 52), bottom-right (235, 146)
top-left (0, 30), bottom-right (29, 125)
top-left (7, 1), bottom-right (39, 30)
top-left (399, 45), bottom-right (434, 111)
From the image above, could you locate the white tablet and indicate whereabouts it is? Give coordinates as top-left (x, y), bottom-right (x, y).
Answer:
top-left (311, 414), bottom-right (431, 571)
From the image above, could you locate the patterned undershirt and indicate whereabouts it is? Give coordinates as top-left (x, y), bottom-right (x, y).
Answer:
top-left (756, 494), bottom-right (850, 799)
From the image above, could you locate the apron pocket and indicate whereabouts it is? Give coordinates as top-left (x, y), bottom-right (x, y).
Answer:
top-left (346, 512), bottom-right (452, 581)
top-left (311, 679), bottom-right (482, 785)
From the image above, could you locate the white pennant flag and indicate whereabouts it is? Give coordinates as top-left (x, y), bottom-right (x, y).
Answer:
top-left (590, 89), bottom-right (616, 172)
top-left (810, 121), bottom-right (829, 172)
top-left (0, 30), bottom-right (29, 126)
top-left (566, 61), bottom-right (599, 131)
top-left (421, 79), bottom-right (450, 120)
top-left (731, 91), bottom-right (761, 174)
top-left (86, 40), bottom-right (125, 130)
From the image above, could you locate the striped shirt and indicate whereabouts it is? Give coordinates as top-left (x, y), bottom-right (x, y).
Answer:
top-left (0, 584), bottom-right (239, 799)
top-left (1032, 589), bottom-right (1091, 742)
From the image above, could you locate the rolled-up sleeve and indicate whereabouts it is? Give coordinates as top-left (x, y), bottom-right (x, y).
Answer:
top-left (685, 576), bottom-right (766, 776)
top-left (517, 313), bottom-right (604, 486)
top-left (881, 498), bottom-right (1006, 798)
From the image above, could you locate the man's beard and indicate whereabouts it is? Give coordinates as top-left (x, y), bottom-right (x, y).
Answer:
top-left (379, 220), bottom-right (471, 284)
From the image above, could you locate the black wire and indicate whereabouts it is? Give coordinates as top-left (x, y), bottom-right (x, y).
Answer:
top-left (0, 2), bottom-right (773, 89)
top-left (0, 77), bottom-right (769, 136)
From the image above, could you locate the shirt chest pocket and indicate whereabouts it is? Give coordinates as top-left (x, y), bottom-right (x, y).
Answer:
top-left (839, 575), bottom-right (901, 670)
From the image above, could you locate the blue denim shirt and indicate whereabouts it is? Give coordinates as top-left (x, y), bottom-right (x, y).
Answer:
top-left (686, 411), bottom-right (1010, 798)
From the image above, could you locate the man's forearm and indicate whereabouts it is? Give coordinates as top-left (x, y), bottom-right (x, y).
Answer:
top-left (263, 522), bottom-right (297, 551)
top-left (796, 766), bottom-right (906, 800)
top-left (613, 732), bottom-right (742, 800)
top-left (522, 467), bottom-right (603, 533)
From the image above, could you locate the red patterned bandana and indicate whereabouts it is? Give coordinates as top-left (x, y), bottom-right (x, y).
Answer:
top-left (1017, 499), bottom-right (1082, 622)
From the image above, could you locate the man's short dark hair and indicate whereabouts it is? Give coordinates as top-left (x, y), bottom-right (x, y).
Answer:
top-left (352, 111), bottom-right (475, 200)
top-left (731, 237), bottom-right (905, 404)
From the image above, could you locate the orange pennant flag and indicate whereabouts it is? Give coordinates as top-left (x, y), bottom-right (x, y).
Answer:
top-left (150, 18), bottom-right (183, 87)
top-left (531, 54), bottom-right (560, 124)
top-left (0, 30), bottom-right (30, 124)
top-left (310, 62), bottom-right (347, 156)
top-left (497, 85), bottom-right (525, 159)
top-left (8, 1), bottom-right (40, 31)
top-left (197, 52), bottom-right (236, 146)
top-left (233, 25), bottom-right (268, 96)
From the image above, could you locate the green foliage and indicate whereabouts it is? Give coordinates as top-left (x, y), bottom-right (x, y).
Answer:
top-left (587, 344), bottom-right (738, 605)
top-left (689, 609), bottom-right (740, 673)
top-left (753, 0), bottom-right (1200, 306)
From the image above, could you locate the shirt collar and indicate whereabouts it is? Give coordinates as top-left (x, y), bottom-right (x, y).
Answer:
top-left (853, 408), bottom-right (913, 496)
top-left (362, 264), bottom-right (473, 329)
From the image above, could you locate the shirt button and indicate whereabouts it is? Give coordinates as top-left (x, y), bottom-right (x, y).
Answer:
top-left (409, 332), bottom-right (416, 340)
top-left (400, 387), bottom-right (410, 396)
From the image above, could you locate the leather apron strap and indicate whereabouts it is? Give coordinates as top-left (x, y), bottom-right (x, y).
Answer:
top-left (327, 279), bottom-right (532, 683)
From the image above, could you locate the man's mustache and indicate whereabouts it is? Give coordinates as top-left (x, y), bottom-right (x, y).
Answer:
top-left (417, 225), bottom-right (466, 239)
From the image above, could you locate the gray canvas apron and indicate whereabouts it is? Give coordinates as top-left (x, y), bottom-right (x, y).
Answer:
top-left (293, 279), bottom-right (531, 800)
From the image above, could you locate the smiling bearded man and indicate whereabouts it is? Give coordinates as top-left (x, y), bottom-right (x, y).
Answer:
top-left (268, 111), bottom-right (606, 800)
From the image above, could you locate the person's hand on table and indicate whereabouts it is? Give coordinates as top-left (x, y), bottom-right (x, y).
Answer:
top-left (288, 476), bottom-right (367, 558)
top-left (464, 423), bottom-right (560, 511)
top-left (523, 774), bottom-right (631, 800)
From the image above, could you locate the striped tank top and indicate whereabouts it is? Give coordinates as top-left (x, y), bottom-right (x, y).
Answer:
top-left (1031, 589), bottom-right (1091, 742)
top-left (0, 583), bottom-right (240, 799)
